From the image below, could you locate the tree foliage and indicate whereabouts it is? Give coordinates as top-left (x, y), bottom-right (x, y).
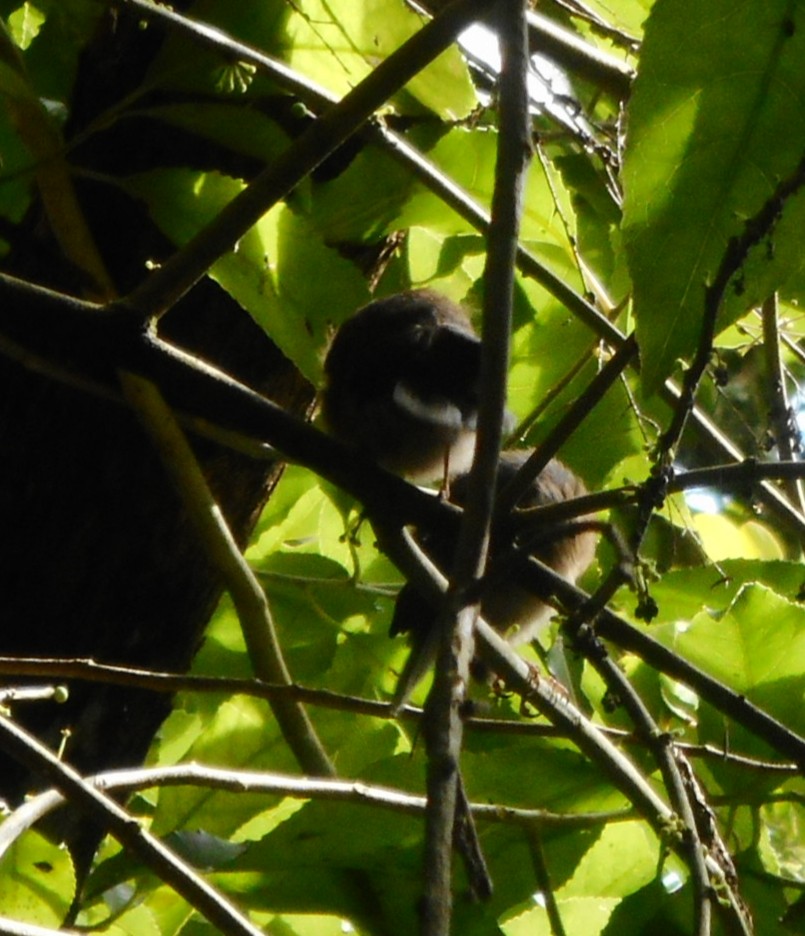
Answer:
top-left (0, 0), bottom-right (803, 934)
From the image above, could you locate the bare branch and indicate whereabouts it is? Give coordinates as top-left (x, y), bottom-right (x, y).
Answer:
top-left (0, 919), bottom-right (81, 936)
top-left (0, 658), bottom-right (796, 773)
top-left (0, 762), bottom-right (629, 864)
top-left (421, 1), bottom-right (531, 927)
top-left (0, 714), bottom-right (265, 936)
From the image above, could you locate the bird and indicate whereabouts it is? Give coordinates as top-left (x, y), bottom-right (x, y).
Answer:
top-left (390, 449), bottom-right (597, 703)
top-left (321, 289), bottom-right (483, 482)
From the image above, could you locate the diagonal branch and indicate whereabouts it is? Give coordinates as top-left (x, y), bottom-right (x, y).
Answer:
top-left (1, 275), bottom-right (803, 766)
top-left (98, 0), bottom-right (805, 547)
top-left (0, 714), bottom-right (265, 936)
top-left (497, 334), bottom-right (638, 512)
top-left (115, 0), bottom-right (500, 320)
top-left (658, 149), bottom-right (805, 468)
top-left (0, 762), bottom-right (629, 865)
top-left (511, 555), bottom-right (805, 768)
top-left (0, 656), bottom-right (798, 774)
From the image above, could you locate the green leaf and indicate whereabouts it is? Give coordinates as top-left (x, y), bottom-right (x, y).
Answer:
top-left (647, 558), bottom-right (805, 624)
top-left (254, 911), bottom-right (359, 935)
top-left (653, 583), bottom-right (805, 733)
top-left (603, 878), bottom-right (692, 934)
top-left (503, 896), bottom-right (619, 936)
top-left (690, 513), bottom-right (784, 562)
top-left (144, 102), bottom-right (292, 164)
top-left (122, 168), bottom-right (369, 383)
top-left (147, 0), bottom-right (475, 119)
top-left (151, 696), bottom-right (299, 837)
top-left (309, 142), bottom-right (419, 243)
top-left (463, 739), bottom-right (627, 815)
top-left (555, 152), bottom-right (629, 302)
top-left (79, 900), bottom-right (163, 936)
top-left (623, 0), bottom-right (805, 389)
top-left (7, 3), bottom-right (45, 51)
top-left (572, 0), bottom-right (654, 38)
top-left (503, 820), bottom-right (666, 934)
top-left (228, 800), bottom-right (423, 929)
top-left (0, 829), bottom-right (75, 927)
top-left (758, 800), bottom-right (805, 882)
top-left (144, 0), bottom-right (291, 97)
top-left (278, 0), bottom-right (476, 118)
top-left (510, 281), bottom-right (644, 488)
top-left (13, 0), bottom-right (102, 105)
top-left (559, 821), bottom-right (660, 899)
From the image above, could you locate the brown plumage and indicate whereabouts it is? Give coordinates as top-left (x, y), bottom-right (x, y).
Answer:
top-left (321, 289), bottom-right (482, 481)
top-left (459, 451), bottom-right (597, 645)
top-left (390, 450), bottom-right (597, 700)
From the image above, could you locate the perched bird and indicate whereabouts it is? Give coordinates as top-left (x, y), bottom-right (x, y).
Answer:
top-left (390, 450), bottom-right (597, 702)
top-left (321, 289), bottom-right (483, 481)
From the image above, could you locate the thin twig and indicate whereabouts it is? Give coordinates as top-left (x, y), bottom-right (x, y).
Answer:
top-left (619, 156), bottom-right (805, 693)
top-left (0, 656), bottom-right (798, 772)
top-left (571, 626), bottom-right (714, 934)
top-left (4, 265), bottom-right (805, 539)
top-left (0, 280), bottom-right (804, 766)
top-left (0, 685), bottom-right (67, 705)
top-left (761, 293), bottom-right (805, 514)
top-left (497, 334), bottom-right (638, 512)
top-left (525, 827), bottom-right (567, 936)
top-left (534, 472), bottom-right (721, 931)
top-left (548, 0), bottom-right (641, 52)
top-left (415, 0), bottom-right (636, 97)
top-left (659, 150), bottom-right (805, 468)
top-left (0, 762), bottom-right (629, 864)
top-left (111, 1), bottom-right (624, 395)
top-left (527, 8), bottom-right (635, 97)
top-left (471, 617), bottom-right (753, 934)
top-left (4, 1), bottom-right (805, 546)
top-left (378, 522), bottom-right (678, 844)
top-left (8, 0), bottom-right (805, 549)
top-left (0, 919), bottom-right (81, 936)
top-left (474, 618), bottom-right (674, 824)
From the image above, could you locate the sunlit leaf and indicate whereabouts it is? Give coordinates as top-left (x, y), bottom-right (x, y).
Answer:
top-left (7, 3), bottom-right (45, 50)
top-left (151, 696), bottom-right (298, 838)
top-left (572, 0), bottom-right (654, 38)
top-left (122, 168), bottom-right (369, 382)
top-left (560, 821), bottom-right (659, 898)
top-left (503, 895), bottom-right (618, 936)
top-left (0, 830), bottom-right (75, 927)
top-left (279, 0), bottom-right (476, 118)
top-left (758, 800), bottom-right (805, 883)
top-left (647, 558), bottom-right (805, 624)
top-left (691, 513), bottom-right (785, 562)
top-left (654, 584), bottom-right (805, 733)
top-left (3, 1), bottom-right (802, 932)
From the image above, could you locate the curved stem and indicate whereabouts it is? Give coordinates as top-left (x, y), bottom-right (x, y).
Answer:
top-left (120, 371), bottom-right (334, 777)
